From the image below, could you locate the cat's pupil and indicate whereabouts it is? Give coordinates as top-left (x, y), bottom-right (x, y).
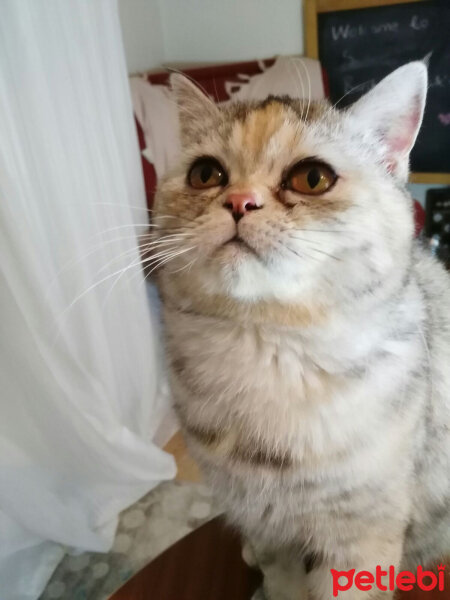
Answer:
top-left (307, 168), bottom-right (321, 188)
top-left (200, 165), bottom-right (213, 183)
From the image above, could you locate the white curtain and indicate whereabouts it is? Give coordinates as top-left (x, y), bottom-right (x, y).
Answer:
top-left (0, 2), bottom-right (175, 599)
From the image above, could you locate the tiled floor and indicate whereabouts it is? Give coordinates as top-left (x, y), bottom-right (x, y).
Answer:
top-left (39, 479), bottom-right (219, 600)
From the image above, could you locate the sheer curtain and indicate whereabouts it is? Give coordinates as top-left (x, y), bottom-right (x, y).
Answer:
top-left (0, 2), bottom-right (175, 599)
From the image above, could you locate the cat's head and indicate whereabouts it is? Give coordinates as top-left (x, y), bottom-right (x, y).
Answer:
top-left (154, 62), bottom-right (427, 323)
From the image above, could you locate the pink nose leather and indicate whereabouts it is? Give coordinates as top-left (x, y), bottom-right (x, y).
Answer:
top-left (223, 193), bottom-right (258, 222)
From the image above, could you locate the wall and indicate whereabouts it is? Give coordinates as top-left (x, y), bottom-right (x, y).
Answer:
top-left (159, 0), bottom-right (303, 64)
top-left (118, 0), bottom-right (165, 72)
top-left (118, 0), bottom-right (304, 71)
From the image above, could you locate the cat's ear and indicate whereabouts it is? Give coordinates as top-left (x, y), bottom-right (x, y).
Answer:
top-left (348, 62), bottom-right (427, 180)
top-left (170, 73), bottom-right (220, 145)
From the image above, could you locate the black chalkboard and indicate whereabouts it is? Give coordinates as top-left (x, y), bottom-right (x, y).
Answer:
top-left (317, 1), bottom-right (450, 176)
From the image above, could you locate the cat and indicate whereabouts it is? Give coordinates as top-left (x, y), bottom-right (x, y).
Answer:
top-left (151, 62), bottom-right (450, 599)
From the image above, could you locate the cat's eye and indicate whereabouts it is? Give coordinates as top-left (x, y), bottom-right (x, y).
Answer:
top-left (283, 160), bottom-right (337, 196)
top-left (188, 157), bottom-right (228, 189)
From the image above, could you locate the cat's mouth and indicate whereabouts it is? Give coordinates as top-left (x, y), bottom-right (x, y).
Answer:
top-left (224, 235), bottom-right (258, 257)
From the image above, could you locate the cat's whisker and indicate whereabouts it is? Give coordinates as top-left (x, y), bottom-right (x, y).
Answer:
top-left (97, 244), bottom-right (148, 276)
top-left (62, 231), bottom-right (187, 284)
top-left (138, 249), bottom-right (198, 289)
top-left (141, 246), bottom-right (195, 276)
top-left (98, 235), bottom-right (190, 275)
top-left (91, 203), bottom-right (199, 229)
top-left (140, 237), bottom-right (192, 251)
top-left (149, 210), bottom-right (199, 228)
top-left (149, 248), bottom-right (195, 273)
top-left (100, 256), bottom-right (146, 309)
top-left (80, 224), bottom-right (192, 271)
top-left (278, 241), bottom-right (320, 263)
top-left (286, 233), bottom-right (331, 248)
top-left (298, 58), bottom-right (312, 121)
top-left (212, 76), bottom-right (220, 104)
top-left (141, 245), bottom-right (190, 265)
top-left (87, 223), bottom-right (160, 243)
top-left (140, 244), bottom-right (193, 266)
top-left (45, 231), bottom-right (157, 297)
top-left (169, 255), bottom-right (198, 275)
top-left (90, 204), bottom-right (192, 216)
top-left (151, 214), bottom-right (199, 225)
top-left (290, 58), bottom-right (307, 121)
top-left (101, 244), bottom-right (192, 308)
top-left (286, 233), bottom-right (342, 262)
top-left (166, 66), bottom-right (212, 98)
top-left (137, 251), bottom-right (183, 290)
top-left (139, 267), bottom-right (155, 290)
top-left (142, 232), bottom-right (192, 243)
top-left (140, 236), bottom-right (194, 256)
top-left (93, 205), bottom-right (198, 227)
top-left (307, 247), bottom-right (342, 262)
top-left (128, 243), bottom-right (193, 288)
top-left (57, 262), bottom-right (143, 325)
top-left (291, 58), bottom-right (305, 121)
top-left (289, 228), bottom-right (356, 236)
top-left (150, 225), bottom-right (197, 238)
top-left (151, 224), bottom-right (196, 235)
top-left (297, 59), bottom-right (308, 122)
top-left (59, 244), bottom-right (194, 322)
top-left (92, 202), bottom-right (153, 212)
top-left (331, 80), bottom-right (370, 110)
top-left (89, 214), bottom-right (194, 241)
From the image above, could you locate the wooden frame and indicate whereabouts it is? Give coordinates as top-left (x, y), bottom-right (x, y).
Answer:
top-left (304, 0), bottom-right (450, 184)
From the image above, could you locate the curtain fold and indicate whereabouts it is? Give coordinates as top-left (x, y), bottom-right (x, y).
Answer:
top-left (0, 2), bottom-right (175, 599)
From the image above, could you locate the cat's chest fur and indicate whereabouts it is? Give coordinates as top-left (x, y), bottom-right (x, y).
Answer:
top-left (165, 304), bottom-right (421, 476)
top-left (164, 300), bottom-right (426, 549)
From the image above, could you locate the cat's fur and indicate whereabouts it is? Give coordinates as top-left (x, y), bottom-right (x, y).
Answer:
top-left (153, 63), bottom-right (450, 599)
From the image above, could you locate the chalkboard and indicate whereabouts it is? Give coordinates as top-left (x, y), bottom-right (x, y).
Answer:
top-left (305, 0), bottom-right (450, 183)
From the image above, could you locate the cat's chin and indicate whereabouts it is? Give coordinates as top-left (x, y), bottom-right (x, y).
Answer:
top-left (215, 235), bottom-right (259, 263)
top-left (225, 235), bottom-right (258, 255)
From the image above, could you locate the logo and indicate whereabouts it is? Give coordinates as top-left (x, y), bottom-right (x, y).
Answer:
top-left (331, 565), bottom-right (446, 597)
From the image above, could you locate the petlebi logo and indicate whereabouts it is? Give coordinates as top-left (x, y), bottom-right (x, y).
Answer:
top-left (331, 565), bottom-right (446, 597)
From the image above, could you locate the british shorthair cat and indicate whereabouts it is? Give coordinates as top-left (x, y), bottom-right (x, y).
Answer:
top-left (151, 62), bottom-right (450, 599)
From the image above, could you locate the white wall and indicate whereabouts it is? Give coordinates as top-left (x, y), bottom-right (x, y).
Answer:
top-left (118, 0), bottom-right (303, 72)
top-left (118, 0), bottom-right (165, 72)
top-left (159, 0), bottom-right (303, 64)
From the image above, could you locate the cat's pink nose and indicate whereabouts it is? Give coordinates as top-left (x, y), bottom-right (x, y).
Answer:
top-left (223, 193), bottom-right (259, 223)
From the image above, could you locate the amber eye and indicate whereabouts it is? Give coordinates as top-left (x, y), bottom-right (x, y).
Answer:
top-left (188, 157), bottom-right (228, 189)
top-left (284, 160), bottom-right (337, 196)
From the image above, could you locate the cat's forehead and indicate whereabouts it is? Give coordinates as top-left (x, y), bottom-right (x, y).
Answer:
top-left (213, 97), bottom-right (335, 171)
top-left (225, 96), bottom-right (331, 125)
